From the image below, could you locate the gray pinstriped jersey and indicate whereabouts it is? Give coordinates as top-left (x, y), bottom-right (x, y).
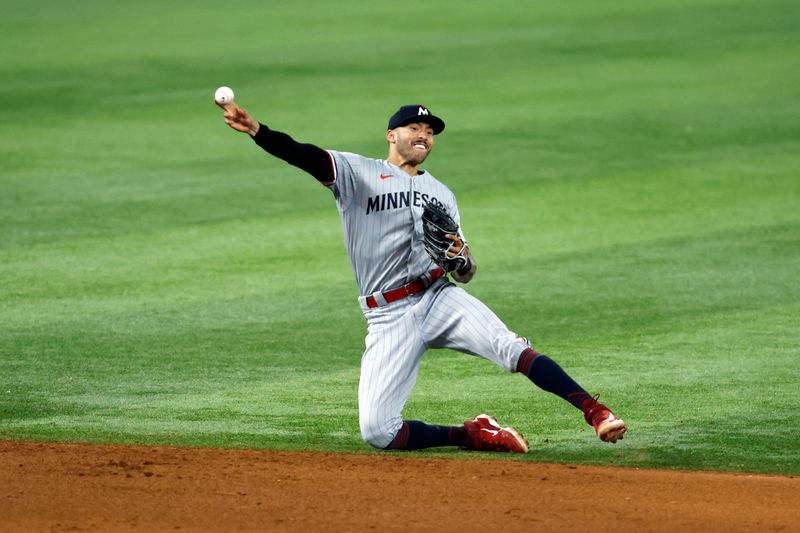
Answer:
top-left (326, 150), bottom-right (466, 297)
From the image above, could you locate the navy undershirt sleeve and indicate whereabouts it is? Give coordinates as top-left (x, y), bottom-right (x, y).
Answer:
top-left (251, 123), bottom-right (334, 183)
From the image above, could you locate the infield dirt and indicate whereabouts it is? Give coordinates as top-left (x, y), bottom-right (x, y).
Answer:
top-left (1, 440), bottom-right (798, 532)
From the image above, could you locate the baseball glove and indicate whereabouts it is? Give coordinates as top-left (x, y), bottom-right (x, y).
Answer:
top-left (421, 201), bottom-right (469, 273)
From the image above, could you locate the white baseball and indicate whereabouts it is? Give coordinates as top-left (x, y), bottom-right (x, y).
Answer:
top-left (214, 86), bottom-right (235, 105)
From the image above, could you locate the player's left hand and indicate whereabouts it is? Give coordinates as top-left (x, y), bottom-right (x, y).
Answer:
top-left (444, 234), bottom-right (466, 258)
top-left (421, 202), bottom-right (474, 281)
top-left (445, 234), bottom-right (476, 282)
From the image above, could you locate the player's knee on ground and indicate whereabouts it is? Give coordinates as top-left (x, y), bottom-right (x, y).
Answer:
top-left (360, 415), bottom-right (402, 449)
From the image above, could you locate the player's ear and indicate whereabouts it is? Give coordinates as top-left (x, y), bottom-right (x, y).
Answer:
top-left (386, 129), bottom-right (396, 144)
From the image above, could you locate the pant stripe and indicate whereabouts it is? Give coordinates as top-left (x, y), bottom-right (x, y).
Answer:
top-left (516, 347), bottom-right (541, 376)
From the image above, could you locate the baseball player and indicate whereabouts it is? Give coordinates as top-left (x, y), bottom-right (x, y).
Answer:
top-left (216, 99), bottom-right (627, 453)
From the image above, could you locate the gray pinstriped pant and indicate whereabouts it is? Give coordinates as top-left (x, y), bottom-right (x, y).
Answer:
top-left (358, 279), bottom-right (531, 448)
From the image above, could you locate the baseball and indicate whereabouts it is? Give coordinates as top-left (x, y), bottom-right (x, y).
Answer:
top-left (214, 86), bottom-right (234, 105)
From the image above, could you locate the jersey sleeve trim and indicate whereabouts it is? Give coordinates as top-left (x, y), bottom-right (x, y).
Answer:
top-left (320, 150), bottom-right (336, 186)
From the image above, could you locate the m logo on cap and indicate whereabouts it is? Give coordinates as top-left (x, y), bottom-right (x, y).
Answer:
top-left (418, 107), bottom-right (429, 116)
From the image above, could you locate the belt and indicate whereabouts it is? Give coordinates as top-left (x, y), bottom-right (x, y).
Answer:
top-left (365, 268), bottom-right (445, 309)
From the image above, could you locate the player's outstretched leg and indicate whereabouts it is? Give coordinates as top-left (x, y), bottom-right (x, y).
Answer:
top-left (384, 417), bottom-right (528, 453)
top-left (516, 348), bottom-right (627, 443)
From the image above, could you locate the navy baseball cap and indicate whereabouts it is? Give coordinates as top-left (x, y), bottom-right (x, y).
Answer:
top-left (387, 105), bottom-right (445, 134)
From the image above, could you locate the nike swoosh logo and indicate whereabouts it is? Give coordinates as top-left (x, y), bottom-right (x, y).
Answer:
top-left (480, 428), bottom-right (499, 437)
top-left (380, 174), bottom-right (393, 180)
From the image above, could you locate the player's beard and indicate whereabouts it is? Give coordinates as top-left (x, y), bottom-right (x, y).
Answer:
top-left (397, 137), bottom-right (432, 167)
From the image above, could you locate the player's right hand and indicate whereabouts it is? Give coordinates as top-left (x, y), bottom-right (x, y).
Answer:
top-left (215, 101), bottom-right (260, 137)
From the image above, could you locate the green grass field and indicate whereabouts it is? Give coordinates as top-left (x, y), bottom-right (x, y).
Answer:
top-left (1, 0), bottom-right (798, 474)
